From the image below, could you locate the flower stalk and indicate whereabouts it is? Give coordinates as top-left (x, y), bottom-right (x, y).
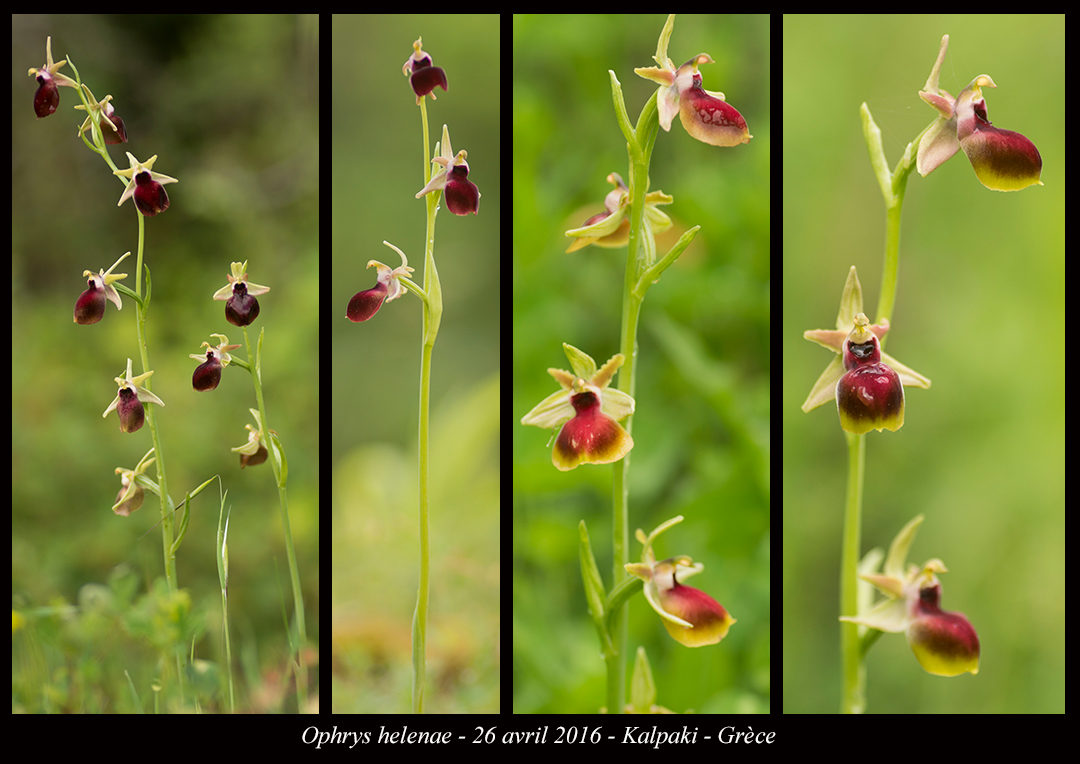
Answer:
top-left (346, 36), bottom-right (479, 713)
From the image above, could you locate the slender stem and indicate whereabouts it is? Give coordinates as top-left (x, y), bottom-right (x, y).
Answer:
top-left (413, 338), bottom-right (432, 714)
top-left (841, 113), bottom-right (921, 712)
top-left (874, 171), bottom-right (911, 334)
top-left (241, 324), bottom-right (307, 711)
top-left (839, 432), bottom-right (865, 713)
top-left (412, 94), bottom-right (442, 714)
top-left (131, 213), bottom-right (176, 595)
top-left (605, 90), bottom-right (660, 715)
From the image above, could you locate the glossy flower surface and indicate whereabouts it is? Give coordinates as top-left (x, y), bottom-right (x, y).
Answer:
top-left (415, 125), bottom-right (480, 216)
top-left (835, 314), bottom-right (905, 434)
top-left (520, 344), bottom-right (635, 471)
top-left (403, 37), bottom-right (447, 104)
top-left (841, 515), bottom-right (980, 677)
top-left (916, 35), bottom-right (1042, 191)
top-left (625, 516), bottom-right (735, 647)
top-left (212, 261), bottom-right (270, 327)
top-left (803, 267), bottom-right (930, 433)
top-left (102, 358), bottom-right (165, 434)
top-left (114, 152), bottom-right (178, 217)
top-left (190, 334), bottom-right (241, 392)
top-left (634, 15), bottom-right (750, 147)
top-left (74, 252), bottom-right (130, 325)
top-left (27, 36), bottom-right (77, 118)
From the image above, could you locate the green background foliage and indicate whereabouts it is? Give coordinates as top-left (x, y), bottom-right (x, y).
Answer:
top-left (513, 14), bottom-right (771, 713)
top-left (783, 14), bottom-right (1064, 713)
top-left (12, 14), bottom-right (319, 710)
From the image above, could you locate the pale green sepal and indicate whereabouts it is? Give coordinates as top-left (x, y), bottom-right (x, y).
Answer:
top-left (602, 389), bottom-right (635, 421)
top-left (562, 343), bottom-right (598, 380)
top-left (565, 206), bottom-right (627, 240)
top-left (801, 355), bottom-right (844, 413)
top-left (884, 514), bottom-right (924, 580)
top-left (519, 388), bottom-right (570, 429)
top-left (881, 350), bottom-right (931, 390)
top-left (840, 594), bottom-right (907, 633)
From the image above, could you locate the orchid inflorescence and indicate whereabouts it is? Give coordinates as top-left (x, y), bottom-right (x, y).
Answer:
top-left (26, 32), bottom-right (308, 712)
top-left (798, 32), bottom-right (1043, 710)
top-left (521, 15), bottom-right (751, 713)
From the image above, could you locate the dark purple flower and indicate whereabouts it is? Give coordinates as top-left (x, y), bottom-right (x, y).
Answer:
top-left (190, 335), bottom-right (240, 392)
top-left (27, 37), bottom-right (78, 119)
top-left (114, 152), bottom-right (177, 217)
top-left (347, 242), bottom-right (413, 322)
top-left (415, 125), bottom-right (481, 216)
top-left (402, 37), bottom-right (447, 104)
top-left (213, 262), bottom-right (270, 327)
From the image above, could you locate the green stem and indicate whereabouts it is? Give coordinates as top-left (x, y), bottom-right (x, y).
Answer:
top-left (241, 324), bottom-right (307, 712)
top-left (412, 95), bottom-right (443, 714)
top-left (605, 89), bottom-right (660, 715)
top-left (841, 106), bottom-right (925, 712)
top-left (839, 432), bottom-right (865, 713)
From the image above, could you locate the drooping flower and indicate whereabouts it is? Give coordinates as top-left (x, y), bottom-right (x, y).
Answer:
top-left (802, 266), bottom-right (930, 434)
top-left (564, 172), bottom-right (673, 253)
top-left (74, 251), bottom-right (130, 325)
top-left (346, 241), bottom-right (415, 322)
top-left (841, 515), bottom-right (980, 677)
top-left (231, 409), bottom-right (271, 468)
top-left (415, 124), bottom-right (480, 216)
top-left (403, 37), bottom-right (447, 104)
top-left (114, 152), bottom-right (178, 217)
top-left (916, 35), bottom-right (1042, 192)
top-left (190, 334), bottom-right (242, 392)
top-left (112, 449), bottom-right (156, 517)
top-left (74, 84), bottom-right (127, 145)
top-left (102, 358), bottom-right (166, 434)
top-left (625, 516), bottom-right (735, 647)
top-left (634, 15), bottom-right (751, 147)
top-left (212, 261), bottom-right (270, 327)
top-left (27, 36), bottom-right (78, 119)
top-left (520, 343), bottom-right (635, 471)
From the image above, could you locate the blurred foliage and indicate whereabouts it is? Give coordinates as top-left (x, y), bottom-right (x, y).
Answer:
top-left (12, 14), bottom-right (319, 711)
top-left (783, 14), bottom-right (1064, 713)
top-left (513, 15), bottom-right (771, 713)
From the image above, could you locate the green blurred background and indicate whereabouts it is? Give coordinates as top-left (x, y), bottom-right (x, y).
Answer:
top-left (12, 14), bottom-right (320, 706)
top-left (513, 15), bottom-right (771, 713)
top-left (783, 14), bottom-right (1064, 713)
top-left (330, 15), bottom-right (501, 713)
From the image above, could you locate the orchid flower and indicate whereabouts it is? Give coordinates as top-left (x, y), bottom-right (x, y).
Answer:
top-left (803, 267), bottom-right (930, 434)
top-left (520, 343), bottom-right (635, 471)
top-left (634, 15), bottom-right (751, 147)
top-left (916, 35), bottom-right (1042, 191)
top-left (625, 516), bottom-right (735, 647)
top-left (841, 515), bottom-right (980, 677)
